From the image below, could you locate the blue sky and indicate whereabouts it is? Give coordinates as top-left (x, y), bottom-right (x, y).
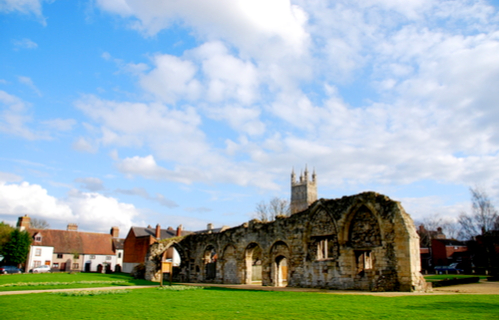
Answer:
top-left (0, 0), bottom-right (498, 237)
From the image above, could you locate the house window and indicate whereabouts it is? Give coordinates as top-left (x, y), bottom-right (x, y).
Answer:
top-left (106, 256), bottom-right (112, 260)
top-left (90, 255), bottom-right (96, 259)
top-left (53, 263), bottom-right (59, 268)
top-left (35, 248), bottom-right (41, 256)
top-left (72, 263), bottom-right (79, 270)
top-left (118, 252), bottom-right (122, 259)
top-left (35, 235), bottom-right (42, 242)
top-left (34, 261), bottom-right (41, 267)
top-left (57, 254), bottom-right (63, 259)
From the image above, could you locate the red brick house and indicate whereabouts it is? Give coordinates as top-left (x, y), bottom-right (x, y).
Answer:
top-left (123, 224), bottom-right (190, 273)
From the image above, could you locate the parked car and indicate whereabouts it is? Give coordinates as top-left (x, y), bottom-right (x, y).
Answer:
top-left (31, 265), bottom-right (51, 273)
top-left (434, 262), bottom-right (464, 274)
top-left (0, 266), bottom-right (22, 274)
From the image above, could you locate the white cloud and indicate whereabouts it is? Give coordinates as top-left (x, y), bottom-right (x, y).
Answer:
top-left (41, 118), bottom-right (76, 131)
top-left (138, 54), bottom-right (201, 104)
top-left (17, 76), bottom-right (41, 96)
top-left (116, 187), bottom-right (178, 208)
top-left (72, 137), bottom-right (97, 153)
top-left (0, 0), bottom-right (45, 25)
top-left (13, 38), bottom-right (38, 50)
top-left (85, 0), bottom-right (497, 201)
top-left (96, 0), bottom-right (310, 58)
top-left (0, 90), bottom-right (50, 140)
top-left (0, 171), bottom-right (22, 183)
top-left (74, 177), bottom-right (105, 191)
top-left (0, 181), bottom-right (141, 236)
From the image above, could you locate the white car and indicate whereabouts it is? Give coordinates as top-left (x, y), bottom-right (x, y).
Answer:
top-left (32, 265), bottom-right (51, 273)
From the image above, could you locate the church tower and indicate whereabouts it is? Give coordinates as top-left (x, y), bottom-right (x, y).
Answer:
top-left (290, 166), bottom-right (317, 214)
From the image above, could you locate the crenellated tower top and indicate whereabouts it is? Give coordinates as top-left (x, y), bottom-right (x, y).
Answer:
top-left (290, 165), bottom-right (317, 214)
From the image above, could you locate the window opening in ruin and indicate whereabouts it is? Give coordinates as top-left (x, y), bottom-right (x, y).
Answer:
top-left (317, 239), bottom-right (329, 260)
top-left (355, 250), bottom-right (372, 275)
top-left (203, 246), bottom-right (217, 281)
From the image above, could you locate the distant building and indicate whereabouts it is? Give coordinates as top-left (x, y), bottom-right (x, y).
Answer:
top-left (290, 166), bottom-right (317, 215)
top-left (18, 215), bottom-right (123, 272)
top-left (122, 224), bottom-right (191, 273)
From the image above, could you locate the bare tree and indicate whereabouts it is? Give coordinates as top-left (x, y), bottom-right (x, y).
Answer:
top-left (415, 214), bottom-right (459, 246)
top-left (254, 197), bottom-right (290, 222)
top-left (458, 186), bottom-right (499, 240)
top-left (30, 218), bottom-right (50, 229)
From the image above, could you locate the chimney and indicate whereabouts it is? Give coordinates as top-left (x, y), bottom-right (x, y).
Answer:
top-left (155, 224), bottom-right (161, 239)
top-left (110, 226), bottom-right (119, 238)
top-left (207, 223), bottom-right (213, 230)
top-left (67, 223), bottom-right (78, 231)
top-left (17, 215), bottom-right (31, 231)
top-left (176, 224), bottom-right (183, 237)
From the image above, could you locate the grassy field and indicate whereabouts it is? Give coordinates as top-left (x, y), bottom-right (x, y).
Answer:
top-left (424, 274), bottom-right (489, 282)
top-left (0, 272), bottom-right (156, 291)
top-left (0, 273), bottom-right (497, 319)
top-left (0, 286), bottom-right (497, 319)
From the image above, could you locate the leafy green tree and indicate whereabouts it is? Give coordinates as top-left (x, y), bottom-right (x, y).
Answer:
top-left (0, 222), bottom-right (14, 255)
top-left (2, 229), bottom-right (31, 266)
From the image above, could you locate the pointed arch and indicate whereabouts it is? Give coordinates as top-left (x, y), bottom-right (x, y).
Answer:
top-left (308, 208), bottom-right (339, 261)
top-left (347, 205), bottom-right (382, 248)
top-left (269, 241), bottom-right (290, 287)
top-left (244, 242), bottom-right (263, 284)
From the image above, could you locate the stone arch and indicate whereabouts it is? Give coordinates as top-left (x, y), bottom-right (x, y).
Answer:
top-left (144, 240), bottom-right (188, 282)
top-left (342, 204), bottom-right (383, 279)
top-left (307, 208), bottom-right (339, 261)
top-left (221, 244), bottom-right (238, 284)
top-left (244, 242), bottom-right (263, 284)
top-left (269, 241), bottom-right (290, 287)
top-left (202, 244), bottom-right (218, 281)
top-left (346, 205), bottom-right (382, 248)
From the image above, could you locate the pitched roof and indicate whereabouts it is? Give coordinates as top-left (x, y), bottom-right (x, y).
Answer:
top-left (130, 226), bottom-right (192, 239)
top-left (30, 229), bottom-right (115, 255)
top-left (112, 238), bottom-right (125, 250)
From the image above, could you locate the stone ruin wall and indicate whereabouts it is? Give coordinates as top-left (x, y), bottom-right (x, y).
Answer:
top-left (145, 192), bottom-right (427, 292)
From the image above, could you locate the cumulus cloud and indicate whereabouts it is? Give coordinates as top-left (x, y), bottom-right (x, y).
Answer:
top-left (0, 181), bottom-right (141, 236)
top-left (86, 0), bottom-right (497, 201)
top-left (0, 90), bottom-right (49, 140)
top-left (96, 0), bottom-right (310, 58)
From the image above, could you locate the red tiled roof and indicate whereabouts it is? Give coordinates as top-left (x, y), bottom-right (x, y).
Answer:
top-left (30, 229), bottom-right (115, 255)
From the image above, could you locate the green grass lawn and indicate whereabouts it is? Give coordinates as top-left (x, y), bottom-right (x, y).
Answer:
top-left (0, 286), bottom-right (497, 319)
top-left (0, 272), bottom-right (156, 291)
top-left (0, 273), bottom-right (497, 319)
top-left (424, 274), bottom-right (490, 282)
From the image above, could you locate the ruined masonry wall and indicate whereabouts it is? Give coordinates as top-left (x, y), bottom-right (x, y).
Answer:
top-left (145, 192), bottom-right (426, 292)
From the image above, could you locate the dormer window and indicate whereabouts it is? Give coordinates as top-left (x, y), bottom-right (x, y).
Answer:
top-left (34, 233), bottom-right (42, 242)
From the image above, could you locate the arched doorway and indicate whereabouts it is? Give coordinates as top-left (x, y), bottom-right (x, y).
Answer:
top-left (203, 245), bottom-right (217, 281)
top-left (244, 243), bottom-right (262, 285)
top-left (270, 241), bottom-right (290, 287)
top-left (274, 256), bottom-right (288, 287)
